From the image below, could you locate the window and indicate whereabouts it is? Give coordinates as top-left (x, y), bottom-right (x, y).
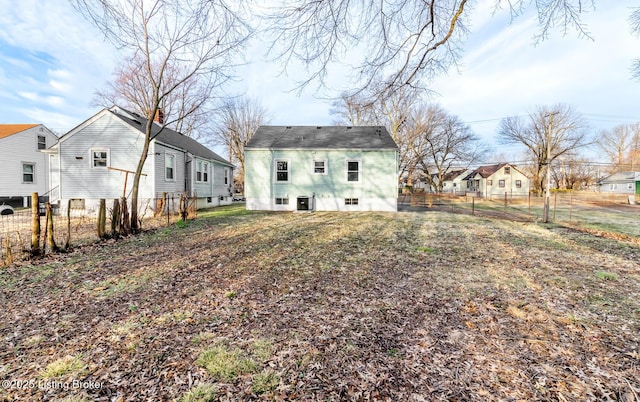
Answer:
top-left (515, 180), bottom-right (522, 188)
top-left (37, 135), bottom-right (46, 150)
top-left (22, 163), bottom-right (35, 183)
top-left (628, 183), bottom-right (634, 190)
top-left (275, 197), bottom-right (289, 205)
top-left (499, 179), bottom-right (505, 188)
top-left (275, 159), bottom-right (289, 182)
top-left (69, 199), bottom-right (85, 209)
top-left (165, 153), bottom-right (176, 180)
top-left (224, 168), bottom-right (230, 185)
top-left (196, 161), bottom-right (209, 182)
top-left (91, 149), bottom-right (108, 167)
top-left (345, 198), bottom-right (359, 205)
top-left (504, 166), bottom-right (511, 174)
top-left (347, 160), bottom-right (360, 182)
top-left (313, 159), bottom-right (327, 174)
top-left (487, 180), bottom-right (493, 186)
top-left (609, 183), bottom-right (617, 190)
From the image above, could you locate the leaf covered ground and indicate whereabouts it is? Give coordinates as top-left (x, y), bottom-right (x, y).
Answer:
top-left (1, 205), bottom-right (639, 401)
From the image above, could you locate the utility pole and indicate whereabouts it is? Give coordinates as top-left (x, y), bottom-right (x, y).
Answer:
top-left (543, 112), bottom-right (559, 223)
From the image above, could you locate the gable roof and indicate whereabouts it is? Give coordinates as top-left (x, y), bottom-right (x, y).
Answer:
top-left (0, 124), bottom-right (39, 140)
top-left (246, 125), bottom-right (398, 150)
top-left (599, 171), bottom-right (640, 183)
top-left (464, 163), bottom-right (523, 180)
top-left (108, 107), bottom-right (232, 167)
top-left (441, 169), bottom-right (469, 182)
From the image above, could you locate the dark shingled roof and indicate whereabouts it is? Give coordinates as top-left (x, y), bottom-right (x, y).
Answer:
top-left (110, 108), bottom-right (232, 166)
top-left (246, 126), bottom-right (398, 150)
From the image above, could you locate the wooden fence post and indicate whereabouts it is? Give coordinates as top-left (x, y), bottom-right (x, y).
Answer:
top-left (97, 199), bottom-right (107, 239)
top-left (4, 236), bottom-right (12, 266)
top-left (120, 197), bottom-right (130, 235)
top-left (46, 202), bottom-right (57, 252)
top-left (111, 198), bottom-right (120, 237)
top-left (31, 192), bottom-right (40, 257)
top-left (65, 199), bottom-right (71, 250)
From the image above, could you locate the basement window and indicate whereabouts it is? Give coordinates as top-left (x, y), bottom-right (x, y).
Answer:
top-left (345, 198), bottom-right (359, 205)
top-left (275, 197), bottom-right (289, 205)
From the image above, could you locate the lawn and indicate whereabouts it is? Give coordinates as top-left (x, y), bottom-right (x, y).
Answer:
top-left (0, 204), bottom-right (639, 401)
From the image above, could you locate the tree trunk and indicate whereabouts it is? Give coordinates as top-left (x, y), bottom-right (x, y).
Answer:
top-left (120, 197), bottom-right (130, 236)
top-left (111, 198), bottom-right (120, 237)
top-left (130, 126), bottom-right (151, 233)
top-left (97, 199), bottom-right (107, 239)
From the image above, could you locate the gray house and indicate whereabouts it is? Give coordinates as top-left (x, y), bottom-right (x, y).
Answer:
top-left (464, 163), bottom-right (530, 198)
top-left (46, 106), bottom-right (233, 214)
top-left (0, 124), bottom-right (58, 207)
top-left (244, 125), bottom-right (399, 211)
top-left (598, 172), bottom-right (640, 194)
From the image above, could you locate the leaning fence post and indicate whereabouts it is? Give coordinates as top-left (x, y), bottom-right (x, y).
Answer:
top-left (65, 199), bottom-right (71, 250)
top-left (31, 192), bottom-right (40, 257)
top-left (46, 202), bottom-right (57, 252)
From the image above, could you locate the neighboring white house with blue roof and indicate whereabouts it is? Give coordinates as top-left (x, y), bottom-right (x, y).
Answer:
top-left (45, 106), bottom-right (233, 214)
top-left (244, 125), bottom-right (399, 212)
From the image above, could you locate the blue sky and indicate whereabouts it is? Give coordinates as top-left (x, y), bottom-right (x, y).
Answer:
top-left (1, 0), bottom-right (639, 159)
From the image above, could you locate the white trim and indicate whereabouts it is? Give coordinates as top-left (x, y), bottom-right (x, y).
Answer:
top-left (346, 159), bottom-right (361, 183)
top-left (21, 161), bottom-right (36, 184)
top-left (274, 158), bottom-right (291, 183)
top-left (312, 158), bottom-right (328, 175)
top-left (165, 152), bottom-right (177, 182)
top-left (90, 148), bottom-right (109, 168)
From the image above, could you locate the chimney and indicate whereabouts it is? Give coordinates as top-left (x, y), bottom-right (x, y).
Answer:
top-left (154, 109), bottom-right (164, 124)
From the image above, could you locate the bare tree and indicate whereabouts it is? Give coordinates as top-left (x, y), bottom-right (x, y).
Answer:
top-left (498, 104), bottom-right (591, 194)
top-left (264, 0), bottom-right (594, 97)
top-left (408, 104), bottom-right (486, 193)
top-left (597, 123), bottom-right (640, 173)
top-left (210, 96), bottom-right (270, 192)
top-left (330, 92), bottom-right (377, 126)
top-left (631, 7), bottom-right (640, 79)
top-left (92, 54), bottom-right (212, 140)
top-left (73, 0), bottom-right (251, 231)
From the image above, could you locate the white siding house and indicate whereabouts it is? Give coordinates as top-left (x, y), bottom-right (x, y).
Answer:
top-left (0, 124), bottom-right (57, 207)
top-left (464, 163), bottom-right (530, 198)
top-left (245, 126), bottom-right (399, 212)
top-left (46, 106), bottom-right (233, 214)
top-left (598, 172), bottom-right (640, 194)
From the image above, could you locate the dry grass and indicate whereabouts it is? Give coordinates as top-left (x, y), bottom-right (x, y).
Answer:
top-left (0, 204), bottom-right (638, 401)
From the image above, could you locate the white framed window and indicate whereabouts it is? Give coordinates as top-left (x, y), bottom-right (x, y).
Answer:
top-left (499, 179), bottom-right (505, 188)
top-left (22, 162), bottom-right (35, 183)
top-left (37, 135), bottom-right (46, 150)
top-left (313, 159), bottom-right (327, 175)
top-left (345, 198), bottom-right (359, 205)
top-left (224, 168), bottom-right (230, 185)
top-left (504, 166), bottom-right (511, 175)
top-left (516, 180), bottom-right (522, 188)
top-left (275, 197), bottom-right (289, 205)
top-left (196, 160), bottom-right (209, 182)
top-left (91, 149), bottom-right (109, 168)
top-left (275, 159), bottom-right (290, 183)
top-left (346, 159), bottom-right (361, 182)
top-left (628, 183), bottom-right (634, 190)
top-left (165, 153), bottom-right (176, 181)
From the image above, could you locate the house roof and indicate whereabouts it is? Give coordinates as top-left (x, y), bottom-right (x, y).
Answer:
top-left (464, 163), bottom-right (514, 180)
top-left (441, 169), bottom-right (469, 182)
top-left (109, 108), bottom-right (232, 167)
top-left (246, 125), bottom-right (398, 150)
top-left (0, 124), bottom-right (39, 140)
top-left (599, 171), bottom-right (640, 183)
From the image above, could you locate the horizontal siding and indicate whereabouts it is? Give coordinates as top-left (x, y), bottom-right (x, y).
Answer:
top-left (153, 142), bottom-right (186, 196)
top-left (0, 126), bottom-right (56, 197)
top-left (245, 149), bottom-right (397, 211)
top-left (59, 114), bottom-right (154, 200)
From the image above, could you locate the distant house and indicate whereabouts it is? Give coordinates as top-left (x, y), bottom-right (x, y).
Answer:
top-left (0, 124), bottom-right (58, 207)
top-left (244, 126), bottom-right (399, 211)
top-left (432, 168), bottom-right (470, 194)
top-left (45, 106), bottom-right (233, 213)
top-left (598, 172), bottom-right (640, 194)
top-left (464, 163), bottom-right (529, 198)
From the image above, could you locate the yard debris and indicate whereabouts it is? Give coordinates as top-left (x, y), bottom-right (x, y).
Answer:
top-left (0, 206), bottom-right (638, 400)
